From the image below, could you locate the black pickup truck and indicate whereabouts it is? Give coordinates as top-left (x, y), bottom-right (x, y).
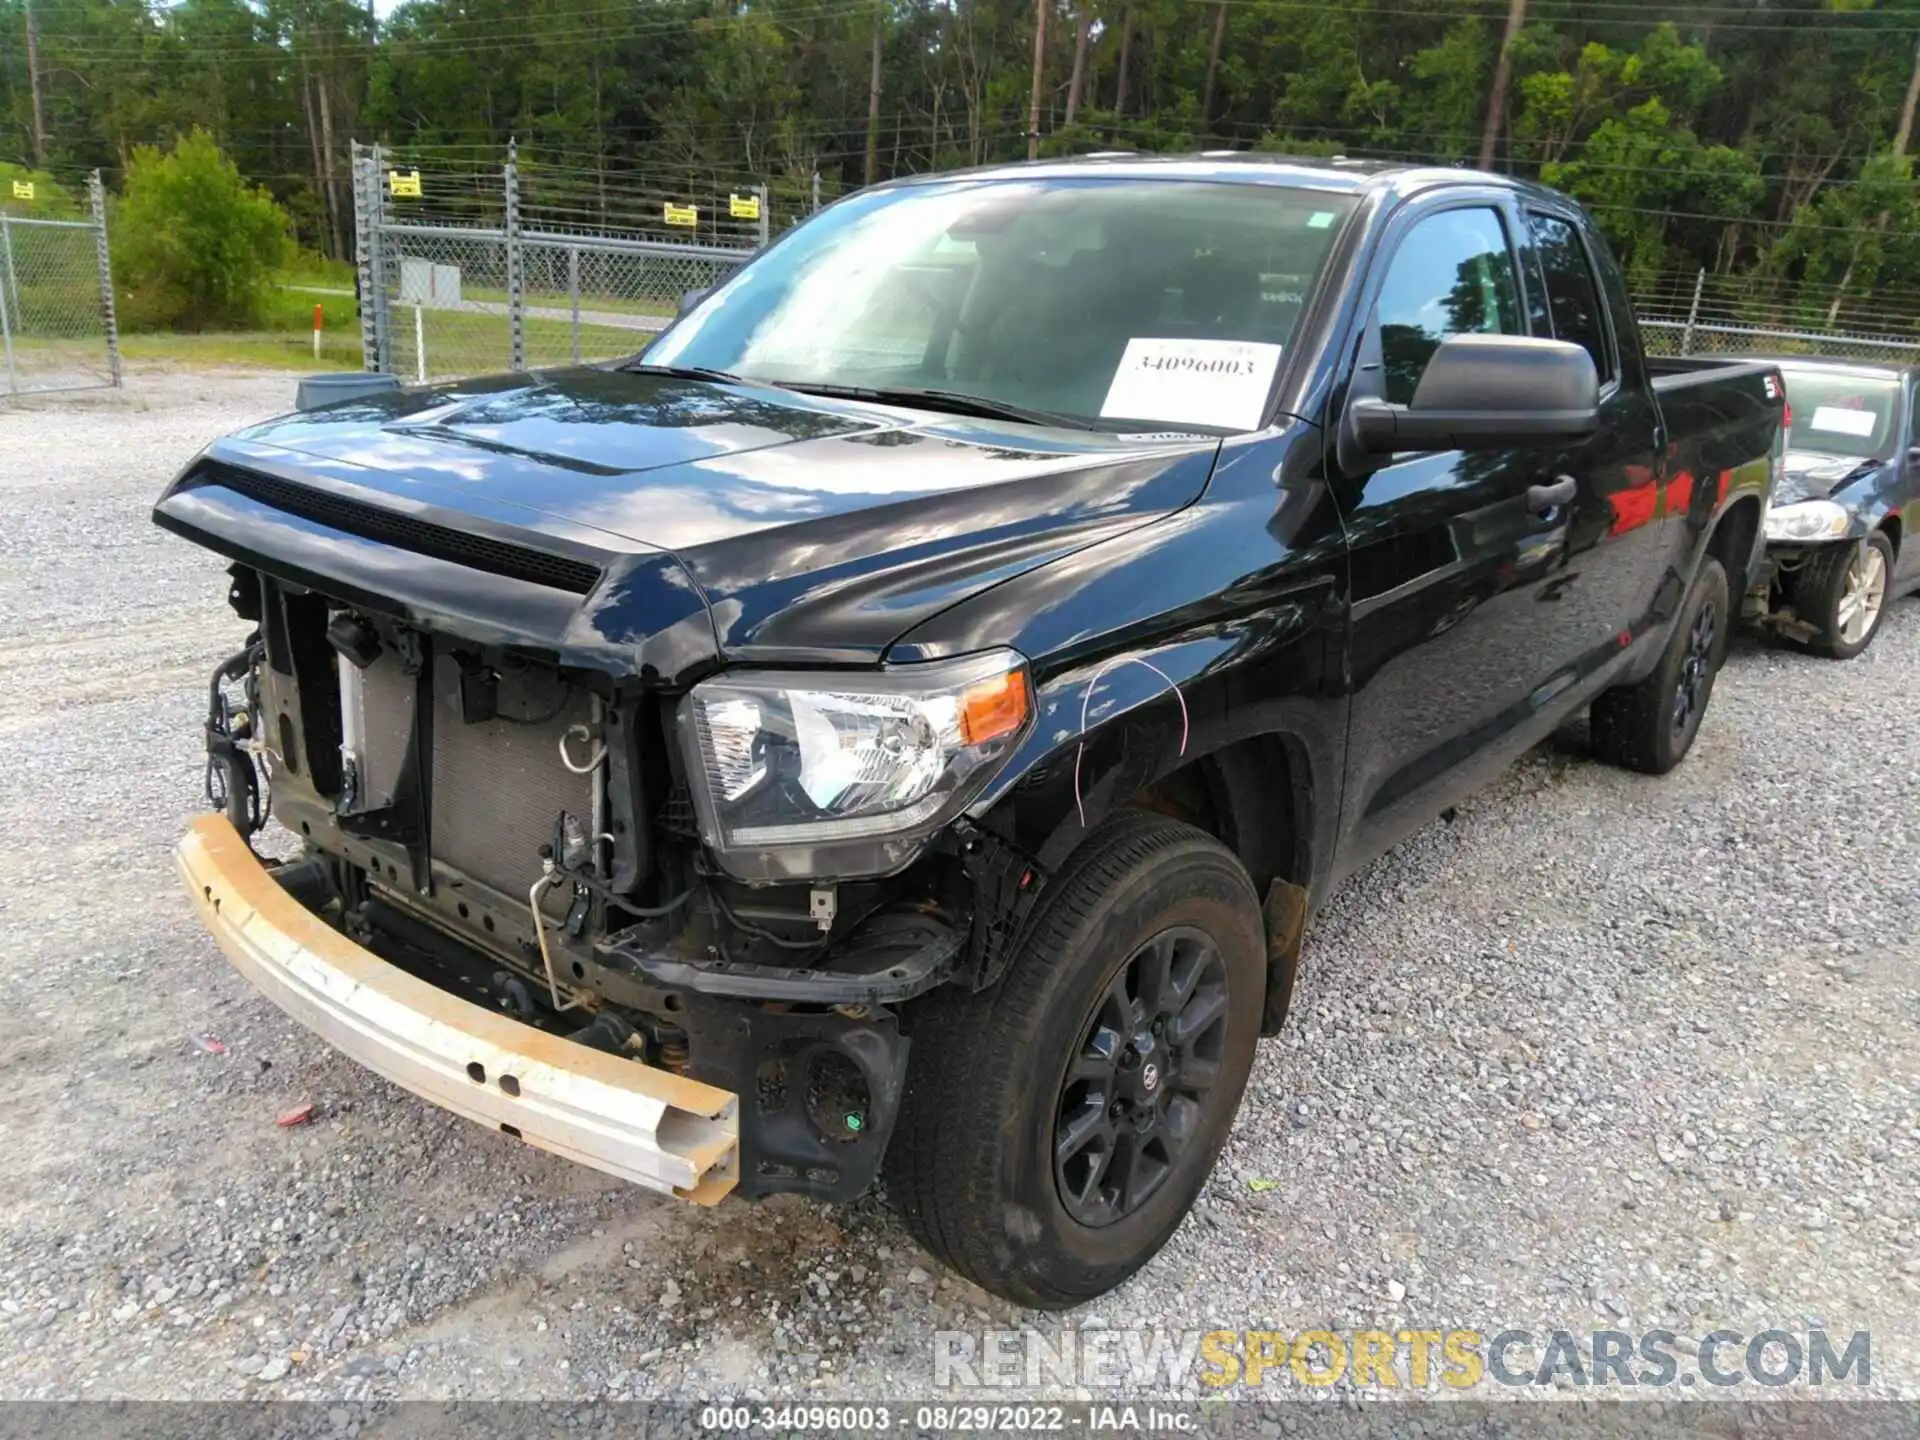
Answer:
top-left (155, 156), bottom-right (1783, 1309)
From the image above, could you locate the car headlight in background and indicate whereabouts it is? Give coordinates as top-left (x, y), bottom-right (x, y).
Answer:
top-left (1764, 499), bottom-right (1852, 543)
top-left (680, 649), bottom-right (1032, 883)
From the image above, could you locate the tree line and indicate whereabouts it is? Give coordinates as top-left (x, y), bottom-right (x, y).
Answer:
top-left (3, 0), bottom-right (1920, 298)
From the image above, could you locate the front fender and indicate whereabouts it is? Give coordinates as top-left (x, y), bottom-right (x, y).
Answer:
top-left (968, 613), bottom-right (1342, 899)
top-left (898, 425), bottom-right (1351, 908)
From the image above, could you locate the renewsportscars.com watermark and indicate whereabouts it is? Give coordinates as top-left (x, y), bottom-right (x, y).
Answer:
top-left (934, 1327), bottom-right (1872, 1391)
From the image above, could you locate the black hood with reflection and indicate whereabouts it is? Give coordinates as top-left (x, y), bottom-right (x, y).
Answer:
top-left (153, 367), bottom-right (1220, 682)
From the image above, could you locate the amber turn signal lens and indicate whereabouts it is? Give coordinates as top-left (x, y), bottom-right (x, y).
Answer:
top-left (957, 668), bottom-right (1030, 746)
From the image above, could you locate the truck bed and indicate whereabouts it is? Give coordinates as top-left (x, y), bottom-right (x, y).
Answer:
top-left (1646, 355), bottom-right (1783, 392)
top-left (1647, 356), bottom-right (1783, 474)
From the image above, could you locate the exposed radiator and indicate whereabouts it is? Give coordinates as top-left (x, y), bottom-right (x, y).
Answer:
top-left (352, 650), bottom-right (414, 810)
top-left (348, 648), bottom-right (597, 901)
top-left (429, 653), bottom-right (596, 900)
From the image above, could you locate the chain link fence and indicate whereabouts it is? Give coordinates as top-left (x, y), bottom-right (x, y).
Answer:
top-left (0, 172), bottom-right (121, 398)
top-left (1634, 270), bottom-right (1920, 364)
top-left (353, 143), bottom-right (765, 383)
top-left (355, 158), bottom-right (1920, 380)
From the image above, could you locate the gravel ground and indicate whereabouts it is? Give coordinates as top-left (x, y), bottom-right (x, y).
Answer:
top-left (1, 371), bottom-right (1917, 1408)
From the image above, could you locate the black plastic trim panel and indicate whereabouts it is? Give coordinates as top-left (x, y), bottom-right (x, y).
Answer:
top-left (190, 461), bottom-right (603, 595)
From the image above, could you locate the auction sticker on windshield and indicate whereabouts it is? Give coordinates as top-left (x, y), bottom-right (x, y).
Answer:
top-left (1100, 338), bottom-right (1283, 431)
top-left (1809, 405), bottom-right (1878, 438)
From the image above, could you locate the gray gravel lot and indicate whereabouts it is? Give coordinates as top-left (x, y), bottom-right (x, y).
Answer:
top-left (1, 372), bottom-right (1917, 1407)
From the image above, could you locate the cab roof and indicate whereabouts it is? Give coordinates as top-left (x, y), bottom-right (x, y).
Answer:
top-left (880, 151), bottom-right (1561, 202)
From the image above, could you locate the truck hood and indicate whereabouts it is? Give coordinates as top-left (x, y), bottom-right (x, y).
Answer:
top-left (154, 367), bottom-right (1220, 680)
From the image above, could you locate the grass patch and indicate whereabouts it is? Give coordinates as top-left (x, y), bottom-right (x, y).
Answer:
top-left (119, 330), bottom-right (365, 371)
top-left (280, 252), bottom-right (357, 289)
top-left (115, 309), bottom-right (647, 376)
top-left (398, 309), bottom-right (650, 377)
top-left (109, 260), bottom-right (656, 377)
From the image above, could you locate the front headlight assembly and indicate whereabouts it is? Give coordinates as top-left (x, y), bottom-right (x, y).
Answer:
top-left (1764, 499), bottom-right (1852, 543)
top-left (679, 649), bottom-right (1033, 883)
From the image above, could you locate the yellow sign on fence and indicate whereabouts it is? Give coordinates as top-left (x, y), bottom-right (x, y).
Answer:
top-left (728, 192), bottom-right (761, 221)
top-left (10, 181), bottom-right (32, 200)
top-left (663, 203), bottom-right (699, 228)
top-left (388, 170), bottom-right (423, 198)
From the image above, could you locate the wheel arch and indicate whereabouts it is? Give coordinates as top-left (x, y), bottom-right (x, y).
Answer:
top-left (1706, 490), bottom-right (1764, 594)
top-left (983, 708), bottom-right (1329, 1037)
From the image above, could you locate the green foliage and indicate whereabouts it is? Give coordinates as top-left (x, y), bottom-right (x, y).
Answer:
top-left (4, 0), bottom-right (1920, 292)
top-left (112, 130), bottom-right (293, 331)
top-left (1775, 151), bottom-right (1920, 295)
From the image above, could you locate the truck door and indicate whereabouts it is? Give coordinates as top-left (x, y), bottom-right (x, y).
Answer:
top-left (1518, 209), bottom-right (1668, 653)
top-left (1329, 197), bottom-right (1605, 871)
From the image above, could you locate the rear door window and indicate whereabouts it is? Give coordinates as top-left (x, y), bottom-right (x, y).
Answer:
top-left (1526, 213), bottom-right (1616, 385)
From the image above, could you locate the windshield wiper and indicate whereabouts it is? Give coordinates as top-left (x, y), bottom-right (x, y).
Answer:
top-left (775, 382), bottom-right (1097, 431)
top-left (619, 361), bottom-right (746, 383)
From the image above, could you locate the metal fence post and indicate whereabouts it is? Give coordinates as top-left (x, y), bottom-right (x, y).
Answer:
top-left (0, 211), bottom-right (20, 346)
top-left (375, 145), bottom-right (395, 375)
top-left (755, 184), bottom-right (770, 248)
top-left (88, 170), bottom-right (121, 388)
top-left (358, 142), bottom-right (396, 376)
top-left (1680, 268), bottom-right (1705, 358)
top-left (352, 143), bottom-right (381, 373)
top-left (504, 139), bottom-right (526, 372)
top-left (568, 245), bottom-right (581, 365)
top-left (0, 216), bottom-right (15, 395)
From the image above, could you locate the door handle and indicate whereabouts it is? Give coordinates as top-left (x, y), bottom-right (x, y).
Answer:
top-left (1526, 476), bottom-right (1578, 514)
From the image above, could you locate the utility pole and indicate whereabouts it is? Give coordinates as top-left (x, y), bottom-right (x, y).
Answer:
top-left (23, 0), bottom-right (48, 167)
top-left (1894, 32), bottom-right (1920, 159)
top-left (1200, 2), bottom-right (1228, 134)
top-left (1478, 0), bottom-right (1528, 170)
top-left (1026, 0), bottom-right (1047, 160)
top-left (1064, 7), bottom-right (1090, 127)
top-left (865, 0), bottom-right (883, 185)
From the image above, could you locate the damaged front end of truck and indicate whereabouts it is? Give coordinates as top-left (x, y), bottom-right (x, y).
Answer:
top-left (152, 373), bottom-right (1210, 1209)
top-left (169, 537), bottom-right (1043, 1207)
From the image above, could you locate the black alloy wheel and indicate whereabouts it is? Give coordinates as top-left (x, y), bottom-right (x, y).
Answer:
top-left (884, 812), bottom-right (1266, 1309)
top-left (1590, 555), bottom-right (1729, 776)
top-left (1671, 595), bottom-right (1717, 741)
top-left (1054, 926), bottom-right (1230, 1227)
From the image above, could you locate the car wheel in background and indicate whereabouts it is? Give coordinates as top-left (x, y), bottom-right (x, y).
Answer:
top-left (1792, 531), bottom-right (1894, 660)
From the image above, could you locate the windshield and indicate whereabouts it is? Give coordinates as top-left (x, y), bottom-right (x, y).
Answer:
top-left (1781, 369), bottom-right (1901, 460)
top-left (645, 177), bottom-right (1355, 432)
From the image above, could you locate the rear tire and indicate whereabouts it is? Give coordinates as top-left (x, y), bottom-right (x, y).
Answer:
top-left (1590, 556), bottom-right (1729, 775)
top-left (884, 812), bottom-right (1265, 1309)
top-left (1791, 532), bottom-right (1893, 660)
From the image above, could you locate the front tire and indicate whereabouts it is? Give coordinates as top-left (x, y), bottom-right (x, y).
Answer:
top-left (885, 812), bottom-right (1266, 1309)
top-left (1590, 555), bottom-right (1730, 775)
top-left (1792, 532), bottom-right (1893, 660)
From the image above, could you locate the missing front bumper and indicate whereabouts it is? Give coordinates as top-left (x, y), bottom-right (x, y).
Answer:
top-left (176, 814), bottom-right (740, 1202)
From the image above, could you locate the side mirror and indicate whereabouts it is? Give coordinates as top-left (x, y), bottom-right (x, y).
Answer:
top-left (1349, 334), bottom-right (1600, 453)
top-left (677, 287), bottom-right (709, 317)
